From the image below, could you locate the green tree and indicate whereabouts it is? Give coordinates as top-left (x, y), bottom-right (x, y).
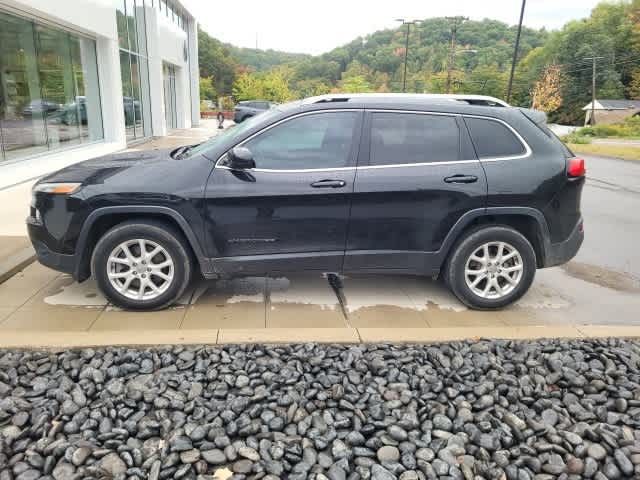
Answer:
top-left (198, 29), bottom-right (237, 96)
top-left (463, 65), bottom-right (507, 99)
top-left (627, 69), bottom-right (640, 99)
top-left (261, 69), bottom-right (294, 103)
top-left (199, 76), bottom-right (216, 102)
top-left (337, 75), bottom-right (372, 93)
top-left (232, 72), bottom-right (263, 101)
top-left (294, 79), bottom-right (331, 98)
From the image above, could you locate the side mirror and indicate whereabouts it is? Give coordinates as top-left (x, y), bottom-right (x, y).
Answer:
top-left (227, 146), bottom-right (255, 170)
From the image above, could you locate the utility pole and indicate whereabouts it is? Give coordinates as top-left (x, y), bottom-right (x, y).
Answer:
top-left (506, 0), bottom-right (526, 103)
top-left (396, 19), bottom-right (419, 93)
top-left (584, 56), bottom-right (605, 125)
top-left (445, 16), bottom-right (468, 94)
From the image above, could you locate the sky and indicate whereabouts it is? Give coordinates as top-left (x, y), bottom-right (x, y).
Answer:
top-left (182, 0), bottom-right (604, 55)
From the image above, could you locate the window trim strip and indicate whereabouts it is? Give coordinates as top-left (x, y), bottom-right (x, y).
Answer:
top-left (214, 108), bottom-right (363, 171)
top-left (214, 108), bottom-right (532, 173)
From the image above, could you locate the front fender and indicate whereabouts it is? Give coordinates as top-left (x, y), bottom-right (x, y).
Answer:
top-left (74, 206), bottom-right (214, 281)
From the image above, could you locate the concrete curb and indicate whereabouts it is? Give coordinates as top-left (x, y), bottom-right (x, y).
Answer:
top-left (0, 246), bottom-right (36, 285)
top-left (0, 326), bottom-right (639, 349)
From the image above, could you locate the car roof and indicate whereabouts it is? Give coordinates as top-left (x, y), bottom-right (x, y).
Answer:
top-left (302, 93), bottom-right (511, 107)
top-left (276, 95), bottom-right (520, 123)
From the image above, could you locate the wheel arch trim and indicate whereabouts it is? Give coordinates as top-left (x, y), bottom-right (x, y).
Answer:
top-left (437, 207), bottom-right (551, 265)
top-left (74, 206), bottom-right (212, 280)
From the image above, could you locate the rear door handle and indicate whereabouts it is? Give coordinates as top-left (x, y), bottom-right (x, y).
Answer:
top-left (310, 179), bottom-right (346, 188)
top-left (444, 174), bottom-right (478, 184)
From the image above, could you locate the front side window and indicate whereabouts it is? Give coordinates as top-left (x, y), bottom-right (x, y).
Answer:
top-left (465, 117), bottom-right (526, 158)
top-left (370, 113), bottom-right (460, 165)
top-left (244, 112), bottom-right (358, 170)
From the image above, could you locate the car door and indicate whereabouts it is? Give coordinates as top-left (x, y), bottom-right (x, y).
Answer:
top-left (205, 109), bottom-right (363, 275)
top-left (344, 110), bottom-right (487, 275)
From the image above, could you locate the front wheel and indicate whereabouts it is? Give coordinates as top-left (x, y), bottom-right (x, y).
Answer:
top-left (445, 226), bottom-right (536, 310)
top-left (91, 221), bottom-right (192, 311)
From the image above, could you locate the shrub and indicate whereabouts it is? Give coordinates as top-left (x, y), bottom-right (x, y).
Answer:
top-left (561, 132), bottom-right (592, 144)
top-left (573, 115), bottom-right (640, 138)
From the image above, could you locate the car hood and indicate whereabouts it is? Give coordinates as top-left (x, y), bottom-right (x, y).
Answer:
top-left (39, 148), bottom-right (175, 185)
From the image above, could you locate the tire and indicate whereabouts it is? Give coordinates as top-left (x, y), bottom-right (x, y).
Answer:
top-left (91, 220), bottom-right (192, 311)
top-left (445, 226), bottom-right (536, 310)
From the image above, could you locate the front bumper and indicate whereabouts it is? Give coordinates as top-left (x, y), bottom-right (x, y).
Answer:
top-left (542, 217), bottom-right (584, 268)
top-left (27, 217), bottom-right (76, 276)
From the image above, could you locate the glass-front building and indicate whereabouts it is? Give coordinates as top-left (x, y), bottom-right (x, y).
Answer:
top-left (0, 0), bottom-right (199, 168)
top-left (116, 0), bottom-right (152, 142)
top-left (0, 11), bottom-right (103, 162)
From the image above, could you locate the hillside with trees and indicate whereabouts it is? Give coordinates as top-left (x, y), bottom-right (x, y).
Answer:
top-left (198, 0), bottom-right (640, 124)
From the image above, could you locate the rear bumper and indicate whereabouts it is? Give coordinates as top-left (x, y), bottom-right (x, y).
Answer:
top-left (27, 218), bottom-right (77, 276)
top-left (542, 217), bottom-right (584, 268)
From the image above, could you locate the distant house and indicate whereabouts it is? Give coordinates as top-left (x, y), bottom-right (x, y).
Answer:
top-left (582, 99), bottom-right (640, 125)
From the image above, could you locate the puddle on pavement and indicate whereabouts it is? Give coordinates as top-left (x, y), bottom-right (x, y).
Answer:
top-left (44, 277), bottom-right (106, 307)
top-left (269, 275), bottom-right (340, 311)
top-left (561, 261), bottom-right (640, 293)
top-left (40, 270), bottom-right (574, 320)
top-left (196, 277), bottom-right (266, 305)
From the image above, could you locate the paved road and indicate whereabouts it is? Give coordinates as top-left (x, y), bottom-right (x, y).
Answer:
top-left (592, 138), bottom-right (640, 147)
top-left (0, 154), bottom-right (639, 341)
top-left (579, 155), bottom-right (640, 275)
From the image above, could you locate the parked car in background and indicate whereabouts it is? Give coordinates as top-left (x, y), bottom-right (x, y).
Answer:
top-left (28, 94), bottom-right (584, 311)
top-left (22, 99), bottom-right (60, 117)
top-left (233, 100), bottom-right (273, 123)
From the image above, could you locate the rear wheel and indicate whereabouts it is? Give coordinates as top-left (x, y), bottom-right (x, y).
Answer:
top-left (445, 226), bottom-right (536, 309)
top-left (91, 221), bottom-right (192, 310)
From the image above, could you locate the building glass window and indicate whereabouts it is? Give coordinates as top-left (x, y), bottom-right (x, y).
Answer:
top-left (0, 10), bottom-right (103, 163)
top-left (116, 0), bottom-right (151, 142)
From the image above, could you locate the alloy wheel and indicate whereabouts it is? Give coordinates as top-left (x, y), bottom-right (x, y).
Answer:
top-left (464, 241), bottom-right (524, 299)
top-left (106, 239), bottom-right (174, 301)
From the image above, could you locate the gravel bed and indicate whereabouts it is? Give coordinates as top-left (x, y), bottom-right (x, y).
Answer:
top-left (1, 339), bottom-right (640, 480)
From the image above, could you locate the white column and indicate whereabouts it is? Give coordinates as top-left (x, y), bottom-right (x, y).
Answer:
top-left (175, 65), bottom-right (189, 129)
top-left (187, 18), bottom-right (200, 127)
top-left (144, 6), bottom-right (166, 137)
top-left (79, 38), bottom-right (103, 142)
top-left (95, 35), bottom-right (126, 146)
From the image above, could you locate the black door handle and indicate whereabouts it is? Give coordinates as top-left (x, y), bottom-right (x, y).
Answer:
top-left (310, 179), bottom-right (346, 188)
top-left (444, 174), bottom-right (478, 184)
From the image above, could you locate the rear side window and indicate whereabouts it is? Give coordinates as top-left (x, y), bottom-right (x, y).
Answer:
top-left (370, 113), bottom-right (460, 165)
top-left (465, 117), bottom-right (526, 158)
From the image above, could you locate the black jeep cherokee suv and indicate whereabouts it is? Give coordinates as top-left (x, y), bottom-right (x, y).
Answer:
top-left (28, 94), bottom-right (585, 311)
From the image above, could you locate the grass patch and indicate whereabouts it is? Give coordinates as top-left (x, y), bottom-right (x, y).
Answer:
top-left (568, 143), bottom-right (640, 161)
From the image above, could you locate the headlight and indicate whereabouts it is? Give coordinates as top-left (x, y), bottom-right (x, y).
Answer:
top-left (32, 183), bottom-right (82, 195)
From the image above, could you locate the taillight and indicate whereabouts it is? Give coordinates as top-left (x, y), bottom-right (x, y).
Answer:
top-left (567, 157), bottom-right (586, 177)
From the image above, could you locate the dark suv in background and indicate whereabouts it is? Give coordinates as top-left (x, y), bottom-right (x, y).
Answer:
top-left (233, 100), bottom-right (273, 123)
top-left (28, 94), bottom-right (585, 311)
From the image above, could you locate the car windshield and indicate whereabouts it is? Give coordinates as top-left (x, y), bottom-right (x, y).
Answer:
top-left (181, 105), bottom-right (291, 159)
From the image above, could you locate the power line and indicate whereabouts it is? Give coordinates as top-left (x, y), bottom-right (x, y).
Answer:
top-left (395, 19), bottom-right (420, 93)
top-left (506, 0), bottom-right (526, 103)
top-left (584, 56), bottom-right (605, 125)
top-left (445, 16), bottom-right (468, 93)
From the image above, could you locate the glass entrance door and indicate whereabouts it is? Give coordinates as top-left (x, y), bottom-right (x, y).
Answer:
top-left (163, 63), bottom-right (177, 131)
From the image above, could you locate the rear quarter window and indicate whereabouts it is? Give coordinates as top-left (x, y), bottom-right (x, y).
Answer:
top-left (465, 117), bottom-right (526, 159)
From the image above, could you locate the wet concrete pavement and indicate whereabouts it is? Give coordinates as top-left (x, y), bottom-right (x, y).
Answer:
top-left (0, 154), bottom-right (639, 346)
